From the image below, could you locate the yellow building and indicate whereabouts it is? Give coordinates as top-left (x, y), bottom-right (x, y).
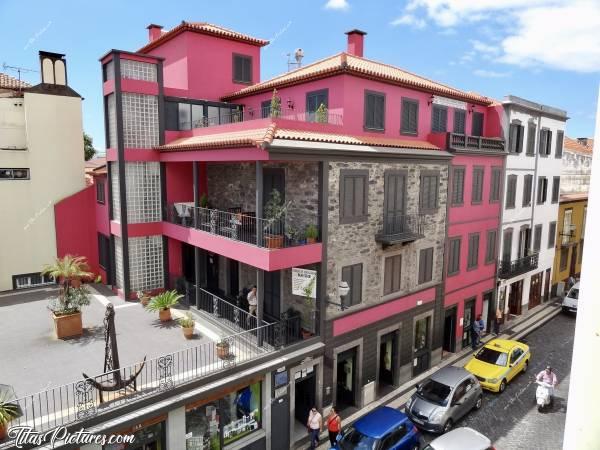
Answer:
top-left (552, 193), bottom-right (587, 293)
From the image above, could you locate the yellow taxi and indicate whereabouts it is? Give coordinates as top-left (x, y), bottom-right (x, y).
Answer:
top-left (464, 339), bottom-right (530, 393)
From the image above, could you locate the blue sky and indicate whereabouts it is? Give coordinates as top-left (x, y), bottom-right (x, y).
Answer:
top-left (1, 0), bottom-right (598, 153)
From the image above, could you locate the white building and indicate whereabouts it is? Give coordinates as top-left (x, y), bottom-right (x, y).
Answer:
top-left (497, 96), bottom-right (567, 318)
top-left (0, 52), bottom-right (85, 292)
top-left (561, 136), bottom-right (593, 195)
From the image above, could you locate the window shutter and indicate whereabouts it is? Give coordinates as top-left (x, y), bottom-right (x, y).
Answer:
top-left (490, 167), bottom-right (501, 202)
top-left (448, 238), bottom-right (460, 275)
top-left (472, 112), bottom-right (484, 137)
top-left (523, 175), bottom-right (533, 207)
top-left (486, 230), bottom-right (497, 263)
top-left (517, 125), bottom-right (525, 153)
top-left (454, 109), bottom-right (466, 134)
top-left (503, 230), bottom-right (513, 262)
top-left (534, 225), bottom-right (542, 252)
top-left (472, 167), bottom-right (484, 204)
top-left (468, 234), bottom-right (479, 268)
top-left (409, 102), bottom-right (418, 133)
top-left (352, 264), bottom-right (362, 305)
top-left (506, 175), bottom-right (517, 208)
top-left (451, 167), bottom-right (464, 205)
top-left (556, 130), bottom-right (564, 158)
top-left (552, 177), bottom-right (560, 203)
top-left (526, 123), bottom-right (536, 155)
top-left (546, 130), bottom-right (553, 155)
top-left (420, 247), bottom-right (434, 284)
top-left (548, 222), bottom-right (556, 249)
top-left (401, 101), bottom-right (410, 133)
top-left (539, 130), bottom-right (547, 155)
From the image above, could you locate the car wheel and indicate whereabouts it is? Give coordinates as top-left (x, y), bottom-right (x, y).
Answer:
top-left (522, 360), bottom-right (528, 374)
top-left (538, 404), bottom-right (543, 412)
top-left (474, 394), bottom-right (483, 410)
top-left (443, 419), bottom-right (453, 433)
top-left (499, 379), bottom-right (507, 393)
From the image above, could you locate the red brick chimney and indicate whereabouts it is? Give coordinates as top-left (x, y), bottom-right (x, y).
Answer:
top-left (147, 24), bottom-right (164, 42)
top-left (345, 29), bottom-right (367, 57)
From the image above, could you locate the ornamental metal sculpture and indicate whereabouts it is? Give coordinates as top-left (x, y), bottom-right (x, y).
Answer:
top-left (82, 303), bottom-right (146, 404)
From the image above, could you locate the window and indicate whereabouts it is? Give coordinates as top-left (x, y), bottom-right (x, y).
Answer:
top-left (384, 254), bottom-right (402, 295)
top-left (471, 166), bottom-right (484, 204)
top-left (522, 174), bottom-right (533, 207)
top-left (261, 100), bottom-right (271, 118)
top-left (419, 171), bottom-right (439, 212)
top-left (342, 263), bottom-right (363, 307)
top-left (447, 237), bottom-right (461, 276)
top-left (555, 130), bottom-right (564, 158)
top-left (562, 209), bottom-right (573, 245)
top-left (400, 98), bottom-right (419, 135)
top-left (505, 175), bottom-right (517, 209)
top-left (364, 91), bottom-right (385, 130)
top-left (485, 229), bottom-right (497, 264)
top-left (526, 122), bottom-right (536, 156)
top-left (560, 248), bottom-right (568, 271)
top-left (0, 168), bottom-right (29, 180)
top-left (582, 206), bottom-right (587, 238)
top-left (490, 167), bottom-right (502, 202)
top-left (12, 272), bottom-right (54, 290)
top-left (537, 177), bottom-right (548, 204)
top-left (381, 426), bottom-right (408, 450)
top-left (96, 181), bottom-right (105, 204)
top-left (98, 233), bottom-right (109, 270)
top-left (509, 122), bottom-right (524, 153)
top-left (472, 111), bottom-right (484, 137)
top-left (306, 89), bottom-right (328, 122)
top-left (431, 105), bottom-right (447, 132)
top-left (548, 221), bottom-right (557, 249)
top-left (418, 247), bottom-right (434, 284)
top-left (165, 101), bottom-right (178, 130)
top-left (450, 166), bottom-right (465, 206)
top-left (551, 176), bottom-right (560, 203)
top-left (539, 129), bottom-right (552, 156)
top-left (467, 233), bottom-right (480, 270)
top-left (510, 348), bottom-right (524, 365)
top-left (502, 229), bottom-right (513, 262)
top-left (340, 170), bottom-right (368, 224)
top-left (233, 54), bottom-right (252, 83)
top-left (453, 109), bottom-right (466, 134)
top-left (533, 224), bottom-right (542, 252)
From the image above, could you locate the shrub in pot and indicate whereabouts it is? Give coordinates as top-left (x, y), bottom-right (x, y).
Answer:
top-left (0, 400), bottom-right (21, 441)
top-left (146, 290), bottom-right (182, 322)
top-left (136, 290), bottom-right (150, 306)
top-left (263, 189), bottom-right (291, 249)
top-left (216, 340), bottom-right (230, 359)
top-left (179, 313), bottom-right (195, 339)
top-left (305, 224), bottom-right (319, 244)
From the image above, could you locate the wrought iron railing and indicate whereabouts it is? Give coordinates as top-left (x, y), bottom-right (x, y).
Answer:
top-left (167, 203), bottom-right (320, 249)
top-left (560, 224), bottom-right (577, 246)
top-left (376, 213), bottom-right (425, 245)
top-left (498, 253), bottom-right (539, 279)
top-left (448, 133), bottom-right (505, 152)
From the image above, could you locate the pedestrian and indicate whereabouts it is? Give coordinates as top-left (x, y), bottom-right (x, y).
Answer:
top-left (307, 406), bottom-right (322, 449)
top-left (326, 406), bottom-right (341, 448)
top-left (475, 314), bottom-right (485, 345)
top-left (470, 324), bottom-right (478, 350)
top-left (494, 307), bottom-right (503, 336)
top-left (536, 365), bottom-right (558, 402)
top-left (246, 285), bottom-right (257, 325)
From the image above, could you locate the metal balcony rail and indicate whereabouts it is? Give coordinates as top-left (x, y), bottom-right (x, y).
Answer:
top-left (168, 203), bottom-right (320, 249)
top-left (448, 133), bottom-right (505, 152)
top-left (376, 213), bottom-right (425, 246)
top-left (560, 224), bottom-right (577, 246)
top-left (498, 252), bottom-right (539, 279)
top-left (2, 319), bottom-right (297, 442)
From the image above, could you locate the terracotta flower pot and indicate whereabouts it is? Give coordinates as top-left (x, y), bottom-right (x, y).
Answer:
top-left (53, 311), bottom-right (83, 339)
top-left (182, 326), bottom-right (194, 339)
top-left (70, 279), bottom-right (82, 288)
top-left (265, 234), bottom-right (284, 249)
top-left (140, 296), bottom-right (150, 307)
top-left (0, 423), bottom-right (7, 441)
top-left (216, 342), bottom-right (230, 359)
top-left (307, 237), bottom-right (316, 244)
top-left (159, 308), bottom-right (172, 322)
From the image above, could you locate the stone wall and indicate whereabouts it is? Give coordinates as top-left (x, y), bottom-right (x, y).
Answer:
top-left (561, 150), bottom-right (592, 194)
top-left (325, 161), bottom-right (449, 320)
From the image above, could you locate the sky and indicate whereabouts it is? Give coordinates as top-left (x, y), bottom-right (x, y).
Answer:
top-left (1, 0), bottom-right (598, 153)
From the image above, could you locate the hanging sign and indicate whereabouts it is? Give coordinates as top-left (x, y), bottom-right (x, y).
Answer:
top-left (292, 268), bottom-right (317, 298)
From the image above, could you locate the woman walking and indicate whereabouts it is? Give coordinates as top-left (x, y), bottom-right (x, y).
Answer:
top-left (327, 406), bottom-right (341, 448)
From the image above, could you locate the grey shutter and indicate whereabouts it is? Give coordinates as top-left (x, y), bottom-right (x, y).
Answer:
top-left (556, 130), bottom-right (564, 158)
top-left (354, 176), bottom-right (365, 217)
top-left (454, 109), bottom-right (466, 134)
top-left (490, 167), bottom-right (501, 202)
top-left (509, 124), bottom-right (518, 153)
top-left (503, 229), bottom-right (513, 262)
top-left (517, 125), bottom-right (524, 153)
top-left (343, 176), bottom-right (354, 219)
top-left (527, 123), bottom-right (536, 155)
top-left (451, 167), bottom-right (465, 205)
top-left (432, 105), bottom-right (447, 132)
top-left (546, 130), bottom-right (553, 155)
top-left (233, 56), bottom-right (242, 81)
top-left (448, 238), bottom-right (460, 275)
top-left (401, 100), bottom-right (410, 133)
top-left (534, 224), bottom-right (542, 252)
top-left (472, 167), bottom-right (484, 203)
top-left (552, 177), bottom-right (560, 203)
top-left (384, 255), bottom-right (402, 294)
top-left (539, 129), bottom-right (547, 155)
top-left (408, 102), bottom-right (418, 133)
top-left (420, 174), bottom-right (439, 211)
top-left (472, 112), bottom-right (484, 136)
top-left (374, 95), bottom-right (384, 129)
top-left (419, 247), bottom-right (433, 283)
top-left (506, 175), bottom-right (517, 208)
top-left (384, 257), bottom-right (393, 294)
top-left (468, 234), bottom-right (479, 268)
top-left (523, 175), bottom-right (533, 207)
top-left (341, 265), bottom-right (352, 307)
top-left (352, 264), bottom-right (362, 305)
top-left (486, 230), bottom-right (497, 262)
top-left (548, 222), bottom-right (556, 249)
top-left (401, 99), bottom-right (418, 134)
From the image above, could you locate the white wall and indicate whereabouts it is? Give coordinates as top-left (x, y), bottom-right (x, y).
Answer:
top-left (0, 96), bottom-right (26, 149)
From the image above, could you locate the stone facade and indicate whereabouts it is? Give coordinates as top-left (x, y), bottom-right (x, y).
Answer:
top-left (325, 161), bottom-right (449, 319)
top-left (561, 149), bottom-right (592, 194)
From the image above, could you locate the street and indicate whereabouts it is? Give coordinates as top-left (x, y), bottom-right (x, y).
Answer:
top-left (421, 312), bottom-right (576, 450)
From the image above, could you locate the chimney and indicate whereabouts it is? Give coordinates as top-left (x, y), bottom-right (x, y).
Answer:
top-left (345, 29), bottom-right (367, 57)
top-left (39, 51), bottom-right (67, 85)
top-left (147, 24), bottom-right (164, 42)
top-left (577, 137), bottom-right (589, 147)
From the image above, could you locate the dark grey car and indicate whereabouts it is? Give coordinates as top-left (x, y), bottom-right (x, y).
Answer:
top-left (405, 366), bottom-right (483, 434)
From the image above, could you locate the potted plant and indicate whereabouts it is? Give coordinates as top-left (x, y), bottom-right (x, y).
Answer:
top-left (301, 277), bottom-right (317, 339)
top-left (147, 290), bottom-right (183, 322)
top-left (179, 313), bottom-right (195, 339)
top-left (0, 400), bottom-right (20, 441)
top-left (270, 89), bottom-right (281, 118)
top-left (200, 193), bottom-right (208, 208)
top-left (315, 103), bottom-right (328, 124)
top-left (137, 290), bottom-right (150, 306)
top-left (263, 189), bottom-right (291, 249)
top-left (305, 224), bottom-right (319, 244)
top-left (216, 340), bottom-right (230, 359)
top-left (42, 255), bottom-right (93, 339)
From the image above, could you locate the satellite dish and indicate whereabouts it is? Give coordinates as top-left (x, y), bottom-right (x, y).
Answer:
top-left (294, 48), bottom-right (304, 64)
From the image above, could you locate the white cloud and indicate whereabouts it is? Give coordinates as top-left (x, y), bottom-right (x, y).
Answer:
top-left (390, 14), bottom-right (426, 29)
top-left (473, 69), bottom-right (511, 78)
top-left (470, 39), bottom-right (499, 55)
top-left (324, 0), bottom-right (349, 10)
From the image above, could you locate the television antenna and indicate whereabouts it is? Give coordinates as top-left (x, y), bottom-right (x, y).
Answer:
top-left (2, 63), bottom-right (38, 91)
top-left (286, 48), bottom-right (304, 72)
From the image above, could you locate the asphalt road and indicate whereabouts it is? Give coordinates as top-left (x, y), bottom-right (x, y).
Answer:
top-left (421, 312), bottom-right (576, 450)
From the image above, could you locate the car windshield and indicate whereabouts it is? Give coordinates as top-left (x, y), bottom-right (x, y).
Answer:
top-left (475, 347), bottom-right (508, 366)
top-left (416, 379), bottom-right (451, 406)
top-left (339, 427), bottom-right (379, 450)
top-left (568, 288), bottom-right (579, 300)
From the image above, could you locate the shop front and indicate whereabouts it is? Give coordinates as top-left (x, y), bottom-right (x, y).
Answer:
top-left (104, 416), bottom-right (166, 450)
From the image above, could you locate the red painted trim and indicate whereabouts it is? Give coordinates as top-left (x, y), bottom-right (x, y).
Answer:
top-left (123, 149), bottom-right (161, 161)
top-left (332, 287), bottom-right (437, 337)
top-left (110, 221), bottom-right (122, 237)
top-left (164, 87), bottom-right (190, 98)
top-left (100, 54), bottom-right (114, 65)
top-left (106, 148), bottom-right (117, 161)
top-left (103, 79), bottom-right (115, 96)
top-left (128, 222), bottom-right (163, 237)
top-left (159, 148), bottom-right (270, 162)
top-left (120, 79), bottom-right (159, 95)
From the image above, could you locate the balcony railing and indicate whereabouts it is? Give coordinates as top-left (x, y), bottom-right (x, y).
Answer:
top-left (498, 253), bottom-right (539, 279)
top-left (375, 213), bottom-right (425, 247)
top-left (560, 224), bottom-right (577, 246)
top-left (447, 133), bottom-right (505, 153)
top-left (167, 203), bottom-right (320, 249)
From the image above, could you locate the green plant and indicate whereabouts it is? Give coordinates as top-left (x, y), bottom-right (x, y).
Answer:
top-left (0, 402), bottom-right (20, 427)
top-left (263, 189), bottom-right (291, 234)
top-left (94, 275), bottom-right (102, 284)
top-left (305, 224), bottom-right (319, 240)
top-left (315, 103), bottom-right (328, 123)
top-left (302, 277), bottom-right (316, 305)
top-left (270, 89), bottom-right (281, 118)
top-left (146, 290), bottom-right (183, 312)
top-left (178, 312), bottom-right (195, 328)
top-left (48, 285), bottom-right (91, 315)
top-left (42, 255), bottom-right (92, 299)
top-left (200, 193), bottom-right (208, 208)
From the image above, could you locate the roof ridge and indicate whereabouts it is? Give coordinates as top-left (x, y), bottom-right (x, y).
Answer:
top-left (256, 52), bottom-right (344, 87)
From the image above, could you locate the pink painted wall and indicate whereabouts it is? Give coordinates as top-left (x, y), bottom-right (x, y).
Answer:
top-left (165, 161), bottom-right (194, 205)
top-left (444, 278), bottom-right (496, 340)
top-left (148, 31), bottom-right (261, 101)
top-left (95, 174), bottom-right (110, 237)
top-left (168, 237), bottom-right (183, 284)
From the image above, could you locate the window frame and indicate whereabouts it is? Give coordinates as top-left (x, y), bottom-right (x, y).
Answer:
top-left (418, 247), bottom-right (434, 285)
top-left (453, 108), bottom-right (466, 134)
top-left (471, 111), bottom-right (484, 137)
top-left (533, 224), bottom-right (543, 253)
top-left (431, 104), bottom-right (448, 133)
top-left (232, 53), bottom-right (253, 84)
top-left (383, 253), bottom-right (402, 295)
top-left (306, 89), bottom-right (329, 122)
top-left (97, 233), bottom-right (109, 270)
top-left (419, 170), bottom-right (440, 213)
top-left (339, 169), bottom-right (369, 224)
top-left (364, 90), bottom-right (386, 132)
top-left (400, 97), bottom-right (419, 135)
top-left (450, 165), bottom-right (465, 206)
top-left (96, 180), bottom-right (106, 204)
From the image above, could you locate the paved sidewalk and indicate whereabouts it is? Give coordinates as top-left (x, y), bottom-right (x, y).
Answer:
top-left (312, 298), bottom-right (563, 449)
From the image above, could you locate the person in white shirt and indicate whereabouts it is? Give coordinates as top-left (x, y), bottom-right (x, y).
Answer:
top-left (246, 285), bottom-right (257, 325)
top-left (307, 407), bottom-right (322, 449)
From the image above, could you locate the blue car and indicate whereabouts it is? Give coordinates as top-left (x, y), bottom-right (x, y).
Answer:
top-left (337, 406), bottom-right (421, 450)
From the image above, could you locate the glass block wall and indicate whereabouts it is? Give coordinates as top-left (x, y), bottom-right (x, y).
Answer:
top-left (122, 93), bottom-right (159, 148)
top-left (107, 93), bottom-right (117, 149)
top-left (114, 236), bottom-right (124, 290)
top-left (124, 162), bottom-right (161, 223)
top-left (121, 59), bottom-right (157, 82)
top-left (129, 235), bottom-right (164, 292)
top-left (111, 161), bottom-right (120, 222)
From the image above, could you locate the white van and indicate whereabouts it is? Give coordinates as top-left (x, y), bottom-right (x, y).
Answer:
top-left (562, 281), bottom-right (580, 313)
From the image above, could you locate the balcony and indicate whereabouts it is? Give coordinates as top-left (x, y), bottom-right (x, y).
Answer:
top-left (447, 133), bottom-right (505, 153)
top-left (498, 253), bottom-right (539, 279)
top-left (560, 224), bottom-right (577, 246)
top-left (375, 213), bottom-right (425, 247)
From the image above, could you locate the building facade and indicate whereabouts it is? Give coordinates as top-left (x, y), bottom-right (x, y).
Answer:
top-left (497, 96), bottom-right (567, 320)
top-left (561, 136), bottom-right (593, 195)
top-left (0, 52), bottom-right (85, 292)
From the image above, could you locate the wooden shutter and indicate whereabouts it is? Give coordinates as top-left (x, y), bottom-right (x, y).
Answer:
top-left (451, 167), bottom-right (465, 205)
top-left (384, 255), bottom-right (402, 294)
top-left (432, 105), bottom-right (447, 132)
top-left (552, 177), bottom-right (560, 203)
top-left (454, 109), bottom-right (466, 134)
top-left (556, 130), bottom-right (564, 158)
top-left (546, 130), bottom-right (553, 155)
top-left (448, 238), bottom-right (460, 275)
top-left (419, 248), bottom-right (434, 284)
top-left (523, 175), bottom-right (533, 207)
top-left (420, 174), bottom-right (439, 211)
top-left (472, 112), bottom-right (484, 137)
top-left (486, 230), bottom-right (497, 263)
top-left (506, 175), bottom-right (517, 208)
top-left (472, 167), bottom-right (484, 204)
top-left (503, 229), bottom-right (513, 262)
top-left (517, 125), bottom-right (524, 153)
top-left (490, 167), bottom-right (501, 202)
top-left (534, 225), bottom-right (542, 252)
top-left (468, 233), bottom-right (479, 268)
top-left (526, 123), bottom-right (536, 155)
top-left (401, 99), bottom-right (418, 134)
top-left (539, 129), bottom-right (547, 155)
top-left (548, 222), bottom-right (556, 249)
top-left (352, 264), bottom-right (362, 305)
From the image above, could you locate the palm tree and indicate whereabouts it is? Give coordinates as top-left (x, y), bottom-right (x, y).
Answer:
top-left (42, 255), bottom-right (92, 300)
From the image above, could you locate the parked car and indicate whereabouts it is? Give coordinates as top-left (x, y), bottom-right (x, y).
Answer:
top-left (337, 406), bottom-right (421, 450)
top-left (562, 281), bottom-right (580, 313)
top-left (405, 366), bottom-right (483, 434)
top-left (422, 427), bottom-right (494, 450)
top-left (464, 339), bottom-right (530, 393)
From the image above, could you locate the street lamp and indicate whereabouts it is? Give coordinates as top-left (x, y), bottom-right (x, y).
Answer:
top-left (326, 281), bottom-right (350, 310)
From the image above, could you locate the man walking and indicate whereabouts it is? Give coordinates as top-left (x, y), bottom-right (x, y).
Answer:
top-left (307, 406), bottom-right (322, 449)
top-left (246, 285), bottom-right (257, 326)
top-left (474, 314), bottom-right (485, 346)
top-left (494, 307), bottom-right (503, 336)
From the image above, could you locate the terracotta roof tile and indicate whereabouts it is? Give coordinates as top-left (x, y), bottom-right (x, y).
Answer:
top-left (222, 52), bottom-right (491, 105)
top-left (560, 192), bottom-right (588, 203)
top-left (0, 72), bottom-right (31, 90)
top-left (139, 21), bottom-right (268, 53)
top-left (564, 136), bottom-right (593, 155)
